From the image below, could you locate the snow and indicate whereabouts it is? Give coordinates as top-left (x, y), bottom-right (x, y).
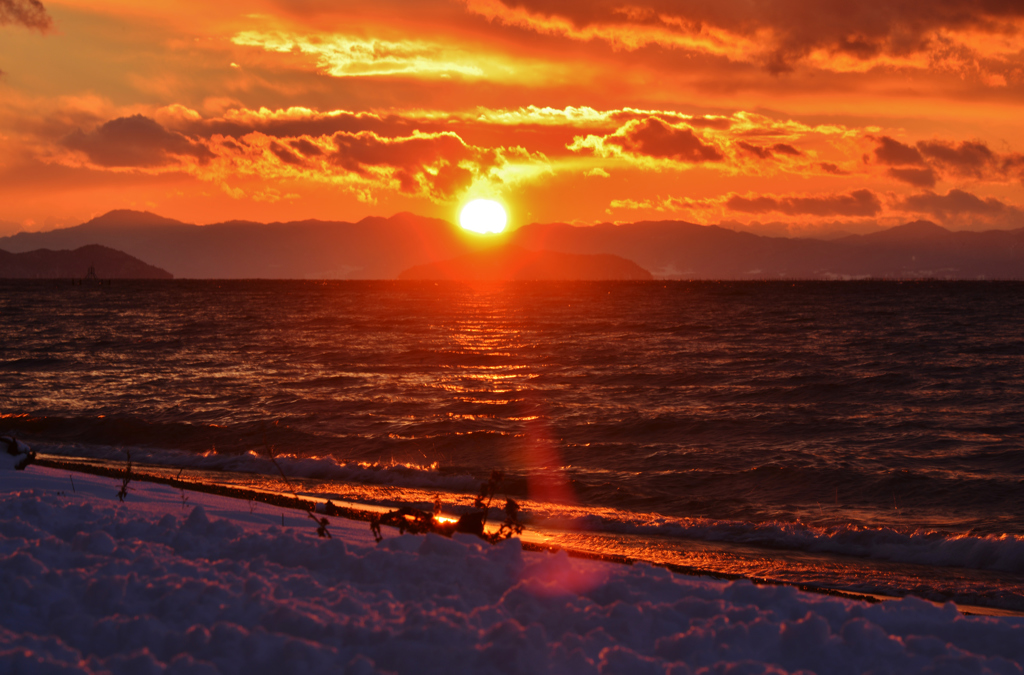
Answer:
top-left (2, 467), bottom-right (1023, 675)
top-left (1, 437), bottom-right (34, 472)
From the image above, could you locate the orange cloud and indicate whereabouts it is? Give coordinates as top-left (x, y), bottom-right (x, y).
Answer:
top-left (819, 162), bottom-right (849, 175)
top-left (464, 0), bottom-right (765, 59)
top-left (873, 136), bottom-right (926, 166)
top-left (917, 140), bottom-right (995, 178)
top-left (570, 117), bottom-right (724, 165)
top-left (726, 190), bottom-right (882, 217)
top-left (0, 0), bottom-right (51, 30)
top-left (325, 130), bottom-right (501, 199)
top-left (606, 118), bottom-right (723, 162)
top-left (38, 109), bottom-right (536, 204)
top-left (872, 135), bottom-right (1024, 185)
top-left (62, 115), bottom-right (214, 168)
top-left (887, 167), bottom-right (937, 188)
top-left (231, 31), bottom-right (489, 79)
top-left (899, 189), bottom-right (1019, 217)
top-left (894, 188), bottom-right (1024, 230)
top-left (737, 142), bottom-right (802, 160)
top-left (464, 0), bottom-right (1024, 79)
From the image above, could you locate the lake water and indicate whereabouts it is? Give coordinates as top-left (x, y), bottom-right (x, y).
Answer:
top-left (3, 279), bottom-right (1023, 611)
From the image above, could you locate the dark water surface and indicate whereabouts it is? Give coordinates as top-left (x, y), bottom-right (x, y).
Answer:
top-left (3, 280), bottom-right (1023, 610)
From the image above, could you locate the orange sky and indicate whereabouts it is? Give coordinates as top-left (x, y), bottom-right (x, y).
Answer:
top-left (2, 0), bottom-right (1024, 236)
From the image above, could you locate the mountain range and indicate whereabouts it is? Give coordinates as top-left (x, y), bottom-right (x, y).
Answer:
top-left (1, 210), bottom-right (1023, 280)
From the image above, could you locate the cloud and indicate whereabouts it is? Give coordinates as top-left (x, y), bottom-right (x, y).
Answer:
top-left (872, 135), bottom-right (1024, 183)
top-left (917, 140), bottom-right (994, 178)
top-left (771, 143), bottom-right (802, 156)
top-left (897, 189), bottom-right (1024, 229)
top-left (28, 103), bottom-right (548, 204)
top-left (464, 0), bottom-right (1024, 75)
top-left (270, 141), bottom-right (304, 166)
top-left (231, 31), bottom-right (487, 79)
top-left (727, 189), bottom-right (882, 217)
top-left (873, 136), bottom-right (925, 166)
top-left (820, 162), bottom-right (849, 175)
top-left (177, 106), bottom-right (852, 172)
top-left (289, 139), bottom-right (324, 157)
top-left (0, 0), bottom-right (51, 31)
top-left (887, 166), bottom-right (937, 187)
top-left (327, 130), bottom-right (502, 198)
top-left (899, 189), bottom-right (1011, 217)
top-left (737, 142), bottom-right (802, 159)
top-left (467, 106), bottom-right (734, 131)
top-left (194, 126), bottom-right (539, 203)
top-left (193, 108), bottom-right (420, 143)
top-left (572, 117), bottom-right (723, 164)
top-left (63, 115), bottom-right (214, 168)
top-left (738, 142), bottom-right (772, 160)
top-left (611, 118), bottom-right (723, 162)
top-left (608, 196), bottom-right (703, 213)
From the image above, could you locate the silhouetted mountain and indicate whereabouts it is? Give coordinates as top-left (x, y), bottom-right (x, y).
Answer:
top-left (508, 219), bottom-right (1024, 279)
top-left (0, 244), bottom-right (173, 279)
top-left (844, 220), bottom-right (951, 244)
top-left (508, 220), bottom-right (840, 278)
top-left (0, 210), bottom-right (470, 279)
top-left (3, 210), bottom-right (1024, 279)
top-left (398, 246), bottom-right (653, 280)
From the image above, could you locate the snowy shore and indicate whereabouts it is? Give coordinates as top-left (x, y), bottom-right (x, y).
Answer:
top-left (2, 467), bottom-right (1023, 675)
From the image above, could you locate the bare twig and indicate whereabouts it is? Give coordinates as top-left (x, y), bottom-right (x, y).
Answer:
top-left (309, 510), bottom-right (331, 538)
top-left (116, 451), bottom-right (132, 502)
top-left (267, 441), bottom-right (331, 540)
top-left (177, 468), bottom-right (189, 509)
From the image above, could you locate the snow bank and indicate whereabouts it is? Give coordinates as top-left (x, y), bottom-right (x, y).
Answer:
top-left (2, 468), bottom-right (1023, 675)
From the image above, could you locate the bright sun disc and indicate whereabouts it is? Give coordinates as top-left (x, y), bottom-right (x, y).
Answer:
top-left (459, 199), bottom-right (507, 234)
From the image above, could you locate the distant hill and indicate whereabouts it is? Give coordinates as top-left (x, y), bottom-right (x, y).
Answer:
top-left (3, 210), bottom-right (1024, 279)
top-left (0, 210), bottom-right (469, 279)
top-left (0, 244), bottom-right (173, 279)
top-left (398, 246), bottom-right (653, 280)
top-left (508, 219), bottom-right (1024, 279)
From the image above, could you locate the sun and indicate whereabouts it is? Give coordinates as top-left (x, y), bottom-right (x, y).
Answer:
top-left (459, 199), bottom-right (507, 234)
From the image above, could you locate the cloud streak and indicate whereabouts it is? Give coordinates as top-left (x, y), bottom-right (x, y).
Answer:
top-left (231, 31), bottom-right (488, 78)
top-left (465, 0), bottom-right (1024, 77)
top-left (727, 190), bottom-right (882, 217)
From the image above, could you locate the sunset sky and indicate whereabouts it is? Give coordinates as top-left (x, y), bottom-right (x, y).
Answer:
top-left (2, 0), bottom-right (1024, 236)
